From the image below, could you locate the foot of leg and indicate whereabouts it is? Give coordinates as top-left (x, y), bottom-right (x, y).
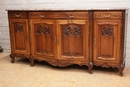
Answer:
top-left (119, 64), bottom-right (125, 77)
top-left (31, 59), bottom-right (34, 67)
top-left (88, 62), bottom-right (93, 74)
top-left (10, 54), bottom-right (15, 63)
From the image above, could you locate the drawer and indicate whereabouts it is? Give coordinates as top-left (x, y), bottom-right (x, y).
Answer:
top-left (8, 12), bottom-right (28, 19)
top-left (29, 12), bottom-right (89, 19)
top-left (94, 11), bottom-right (122, 19)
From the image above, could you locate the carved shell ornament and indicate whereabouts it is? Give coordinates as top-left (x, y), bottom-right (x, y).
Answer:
top-left (63, 25), bottom-right (82, 36)
top-left (101, 26), bottom-right (113, 36)
top-left (36, 24), bottom-right (50, 35)
top-left (15, 24), bottom-right (23, 32)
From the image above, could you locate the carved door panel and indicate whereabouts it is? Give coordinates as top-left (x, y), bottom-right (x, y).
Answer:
top-left (94, 20), bottom-right (121, 63)
top-left (30, 19), bottom-right (56, 59)
top-left (57, 20), bottom-right (89, 60)
top-left (10, 19), bottom-right (30, 55)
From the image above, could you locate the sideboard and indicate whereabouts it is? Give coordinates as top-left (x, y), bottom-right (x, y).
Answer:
top-left (7, 9), bottom-right (128, 76)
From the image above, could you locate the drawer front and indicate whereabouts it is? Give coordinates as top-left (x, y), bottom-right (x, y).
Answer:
top-left (8, 12), bottom-right (28, 19)
top-left (29, 12), bottom-right (89, 19)
top-left (94, 11), bottom-right (122, 19)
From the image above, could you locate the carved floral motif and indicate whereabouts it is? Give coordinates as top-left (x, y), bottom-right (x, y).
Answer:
top-left (101, 26), bottom-right (113, 36)
top-left (63, 25), bottom-right (82, 36)
top-left (36, 24), bottom-right (50, 35)
top-left (15, 24), bottom-right (23, 32)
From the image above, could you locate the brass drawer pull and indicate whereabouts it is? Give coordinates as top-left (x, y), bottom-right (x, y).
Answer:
top-left (68, 14), bottom-right (75, 18)
top-left (104, 14), bottom-right (111, 18)
top-left (15, 14), bottom-right (21, 17)
top-left (39, 14), bottom-right (46, 18)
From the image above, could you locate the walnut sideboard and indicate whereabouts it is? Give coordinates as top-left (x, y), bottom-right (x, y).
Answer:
top-left (7, 9), bottom-right (128, 76)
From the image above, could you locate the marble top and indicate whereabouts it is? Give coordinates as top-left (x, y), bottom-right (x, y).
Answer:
top-left (6, 8), bottom-right (129, 11)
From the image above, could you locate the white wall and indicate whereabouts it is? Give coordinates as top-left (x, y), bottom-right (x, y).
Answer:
top-left (0, 0), bottom-right (130, 66)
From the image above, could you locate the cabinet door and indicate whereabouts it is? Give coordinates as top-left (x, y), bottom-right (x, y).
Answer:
top-left (10, 19), bottom-right (30, 55)
top-left (57, 20), bottom-right (89, 60)
top-left (94, 20), bottom-right (121, 63)
top-left (30, 19), bottom-right (56, 59)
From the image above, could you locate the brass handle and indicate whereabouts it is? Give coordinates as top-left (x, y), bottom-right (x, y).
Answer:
top-left (54, 36), bottom-right (59, 45)
top-left (15, 14), bottom-right (21, 17)
top-left (104, 14), bottom-right (111, 18)
top-left (39, 14), bottom-right (46, 18)
top-left (68, 14), bottom-right (75, 18)
top-left (94, 37), bottom-right (96, 45)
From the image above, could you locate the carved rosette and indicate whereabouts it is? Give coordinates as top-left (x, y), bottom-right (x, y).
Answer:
top-left (36, 24), bottom-right (50, 35)
top-left (15, 24), bottom-right (23, 32)
top-left (63, 25), bottom-right (82, 36)
top-left (101, 26), bottom-right (113, 36)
